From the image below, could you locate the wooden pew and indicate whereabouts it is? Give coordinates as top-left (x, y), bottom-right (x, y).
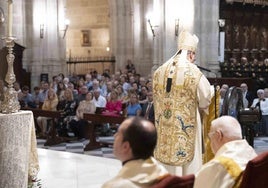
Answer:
top-left (83, 113), bottom-right (125, 151)
top-left (22, 108), bottom-right (63, 146)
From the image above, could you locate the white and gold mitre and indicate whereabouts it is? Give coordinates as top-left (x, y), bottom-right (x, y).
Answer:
top-left (178, 30), bottom-right (199, 52)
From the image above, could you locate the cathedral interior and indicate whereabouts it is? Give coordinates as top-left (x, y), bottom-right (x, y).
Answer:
top-left (0, 0), bottom-right (267, 89)
top-left (0, 0), bottom-right (268, 188)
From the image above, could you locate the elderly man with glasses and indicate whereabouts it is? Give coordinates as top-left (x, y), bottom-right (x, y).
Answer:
top-left (194, 116), bottom-right (257, 188)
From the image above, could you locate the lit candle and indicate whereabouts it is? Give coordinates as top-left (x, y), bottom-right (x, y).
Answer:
top-left (8, 0), bottom-right (13, 37)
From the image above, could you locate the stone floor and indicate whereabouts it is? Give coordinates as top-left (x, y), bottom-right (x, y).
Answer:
top-left (36, 148), bottom-right (120, 188)
top-left (253, 136), bottom-right (268, 154)
top-left (37, 135), bottom-right (268, 158)
top-left (35, 136), bottom-right (268, 188)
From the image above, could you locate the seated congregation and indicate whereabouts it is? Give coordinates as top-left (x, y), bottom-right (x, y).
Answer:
top-left (13, 67), bottom-right (156, 141)
top-left (4, 66), bottom-right (268, 187)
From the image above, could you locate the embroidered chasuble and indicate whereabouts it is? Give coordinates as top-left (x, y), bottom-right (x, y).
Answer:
top-left (153, 55), bottom-right (202, 166)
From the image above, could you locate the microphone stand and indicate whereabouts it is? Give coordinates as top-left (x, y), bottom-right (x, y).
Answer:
top-left (197, 65), bottom-right (211, 72)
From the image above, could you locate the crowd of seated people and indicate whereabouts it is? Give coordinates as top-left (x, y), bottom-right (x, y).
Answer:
top-left (0, 63), bottom-right (155, 140)
top-left (220, 57), bottom-right (268, 80)
top-left (2, 56), bottom-right (268, 142)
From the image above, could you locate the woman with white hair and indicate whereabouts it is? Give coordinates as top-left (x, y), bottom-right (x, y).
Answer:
top-left (63, 77), bottom-right (69, 88)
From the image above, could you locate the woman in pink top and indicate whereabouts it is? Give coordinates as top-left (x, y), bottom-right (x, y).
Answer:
top-left (102, 90), bottom-right (122, 116)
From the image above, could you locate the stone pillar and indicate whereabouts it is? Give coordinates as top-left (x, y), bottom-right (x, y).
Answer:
top-left (110, 0), bottom-right (127, 71)
top-left (151, 0), bottom-right (164, 74)
top-left (23, 0), bottom-right (67, 89)
top-left (194, 0), bottom-right (220, 77)
top-left (110, 0), bottom-right (155, 76)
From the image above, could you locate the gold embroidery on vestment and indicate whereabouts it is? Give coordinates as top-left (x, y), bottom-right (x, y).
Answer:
top-left (153, 56), bottom-right (202, 166)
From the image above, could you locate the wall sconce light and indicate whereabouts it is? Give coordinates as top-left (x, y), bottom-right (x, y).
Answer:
top-left (147, 19), bottom-right (155, 37)
top-left (40, 24), bottom-right (44, 39)
top-left (218, 19), bottom-right (225, 28)
top-left (62, 19), bottom-right (70, 39)
top-left (175, 19), bottom-right (179, 37)
top-left (218, 19), bottom-right (225, 63)
top-left (0, 7), bottom-right (5, 23)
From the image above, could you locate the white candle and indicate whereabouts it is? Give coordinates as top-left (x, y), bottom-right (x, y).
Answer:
top-left (8, 0), bottom-right (13, 37)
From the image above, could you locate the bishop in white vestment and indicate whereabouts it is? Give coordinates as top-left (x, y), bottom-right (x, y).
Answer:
top-left (153, 30), bottom-right (213, 175)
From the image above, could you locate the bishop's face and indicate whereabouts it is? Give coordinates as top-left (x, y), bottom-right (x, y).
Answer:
top-left (189, 51), bottom-right (196, 63)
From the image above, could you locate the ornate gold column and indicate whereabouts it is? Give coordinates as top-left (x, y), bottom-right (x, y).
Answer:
top-left (0, 0), bottom-right (20, 113)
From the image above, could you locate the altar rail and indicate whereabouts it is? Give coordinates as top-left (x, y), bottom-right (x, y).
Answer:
top-left (66, 56), bottom-right (116, 75)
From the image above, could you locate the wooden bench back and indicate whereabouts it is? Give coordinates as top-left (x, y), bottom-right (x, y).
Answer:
top-left (22, 108), bottom-right (61, 118)
top-left (83, 113), bottom-right (125, 124)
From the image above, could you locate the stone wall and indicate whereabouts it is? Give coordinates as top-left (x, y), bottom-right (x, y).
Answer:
top-left (0, 0), bottom-right (221, 88)
top-left (66, 0), bottom-right (111, 75)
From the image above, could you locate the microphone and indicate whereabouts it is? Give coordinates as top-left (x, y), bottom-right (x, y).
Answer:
top-left (197, 65), bottom-right (211, 72)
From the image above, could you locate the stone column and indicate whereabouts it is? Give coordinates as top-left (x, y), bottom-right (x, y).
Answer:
top-left (194, 0), bottom-right (220, 77)
top-left (110, 0), bottom-right (156, 76)
top-left (23, 0), bottom-right (67, 88)
top-left (151, 0), bottom-right (164, 74)
top-left (110, 0), bottom-right (127, 71)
